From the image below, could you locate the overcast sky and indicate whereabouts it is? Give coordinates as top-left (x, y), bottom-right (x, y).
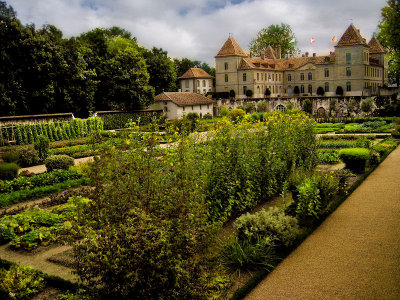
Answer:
top-left (8, 0), bottom-right (388, 65)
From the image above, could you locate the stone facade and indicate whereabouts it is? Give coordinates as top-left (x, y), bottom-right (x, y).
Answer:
top-left (215, 25), bottom-right (388, 98)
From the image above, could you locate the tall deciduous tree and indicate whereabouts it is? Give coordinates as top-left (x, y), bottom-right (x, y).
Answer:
top-left (249, 23), bottom-right (298, 57)
top-left (143, 47), bottom-right (177, 95)
top-left (0, 0), bottom-right (16, 20)
top-left (377, 0), bottom-right (400, 86)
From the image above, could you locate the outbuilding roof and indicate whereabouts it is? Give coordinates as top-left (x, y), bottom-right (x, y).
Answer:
top-left (154, 92), bottom-right (215, 106)
top-left (179, 68), bottom-right (213, 79)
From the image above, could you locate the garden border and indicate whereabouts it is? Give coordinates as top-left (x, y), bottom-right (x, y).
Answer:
top-left (230, 141), bottom-right (399, 300)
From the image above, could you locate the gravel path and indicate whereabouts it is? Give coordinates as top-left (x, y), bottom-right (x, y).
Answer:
top-left (246, 146), bottom-right (400, 299)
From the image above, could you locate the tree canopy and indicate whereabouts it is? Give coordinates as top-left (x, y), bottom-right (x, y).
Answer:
top-left (377, 0), bottom-right (400, 86)
top-left (249, 23), bottom-right (298, 57)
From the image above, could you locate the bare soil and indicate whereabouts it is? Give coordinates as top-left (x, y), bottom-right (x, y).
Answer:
top-left (246, 146), bottom-right (400, 299)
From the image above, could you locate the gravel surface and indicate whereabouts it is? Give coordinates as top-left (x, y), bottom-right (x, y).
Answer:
top-left (246, 146), bottom-right (400, 299)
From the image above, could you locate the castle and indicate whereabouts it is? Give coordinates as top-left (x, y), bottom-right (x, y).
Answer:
top-left (215, 24), bottom-right (388, 99)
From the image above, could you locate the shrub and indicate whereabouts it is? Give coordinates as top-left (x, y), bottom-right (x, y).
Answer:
top-left (244, 103), bottom-right (255, 113)
top-left (257, 100), bottom-right (268, 112)
top-left (165, 118), bottom-right (193, 135)
top-left (229, 108), bottom-right (245, 123)
top-left (295, 177), bottom-right (321, 219)
top-left (34, 135), bottom-right (50, 160)
top-left (2, 151), bottom-right (19, 163)
top-left (338, 148), bottom-right (370, 174)
top-left (220, 237), bottom-right (276, 272)
top-left (203, 113), bottom-right (212, 119)
top-left (229, 89), bottom-right (235, 98)
top-left (264, 88), bottom-right (271, 97)
top-left (0, 265), bottom-right (46, 299)
top-left (360, 97), bottom-right (374, 115)
top-left (317, 86), bottom-right (325, 96)
top-left (245, 89), bottom-right (253, 98)
top-left (220, 107), bottom-right (229, 117)
top-left (315, 172), bottom-right (339, 208)
top-left (234, 207), bottom-right (299, 247)
top-left (45, 155), bottom-right (74, 172)
top-left (302, 98), bottom-right (312, 114)
top-left (17, 147), bottom-right (41, 167)
top-left (336, 86), bottom-right (343, 96)
top-left (0, 163), bottom-right (19, 180)
top-left (317, 149), bottom-right (340, 164)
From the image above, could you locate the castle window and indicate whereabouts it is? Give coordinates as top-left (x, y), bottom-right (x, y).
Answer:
top-left (346, 82), bottom-right (351, 92)
top-left (346, 53), bottom-right (351, 64)
top-left (288, 74), bottom-right (292, 81)
top-left (325, 82), bottom-right (329, 92)
top-left (197, 80), bottom-right (200, 86)
top-left (268, 74), bottom-right (271, 82)
top-left (346, 67), bottom-right (351, 77)
top-left (308, 72), bottom-right (312, 80)
top-left (224, 62), bottom-right (228, 70)
top-left (301, 73), bottom-right (305, 81)
top-left (272, 74), bottom-right (275, 81)
top-left (325, 68), bottom-right (329, 77)
top-left (261, 73), bottom-right (263, 80)
top-left (308, 84), bottom-right (312, 94)
top-left (243, 73), bottom-right (247, 81)
top-left (225, 74), bottom-right (228, 82)
top-left (300, 85), bottom-right (305, 93)
top-left (203, 80), bottom-right (206, 87)
top-left (185, 80), bottom-right (189, 88)
top-left (243, 86), bottom-right (247, 95)
top-left (257, 73), bottom-right (259, 81)
top-left (279, 74), bottom-right (281, 81)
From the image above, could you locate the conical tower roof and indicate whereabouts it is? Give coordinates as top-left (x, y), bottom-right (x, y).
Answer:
top-left (368, 36), bottom-right (385, 53)
top-left (335, 24), bottom-right (368, 47)
top-left (216, 37), bottom-right (247, 57)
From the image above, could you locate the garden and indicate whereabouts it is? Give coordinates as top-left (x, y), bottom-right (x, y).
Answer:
top-left (0, 111), bottom-right (399, 299)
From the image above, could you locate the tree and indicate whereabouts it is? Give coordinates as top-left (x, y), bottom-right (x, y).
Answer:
top-left (143, 47), bottom-right (177, 95)
top-left (229, 89), bottom-right (235, 98)
top-left (329, 98), bottom-right (337, 116)
top-left (293, 86), bottom-right (300, 95)
top-left (336, 86), bottom-right (344, 96)
top-left (360, 97), bottom-right (374, 115)
top-left (302, 98), bottom-right (313, 114)
top-left (317, 86), bottom-right (325, 96)
top-left (249, 23), bottom-right (298, 57)
top-left (377, 0), bottom-right (400, 86)
top-left (257, 100), bottom-right (268, 112)
top-left (265, 88), bottom-right (271, 97)
top-left (0, 1), bottom-right (16, 20)
top-left (245, 89), bottom-right (253, 98)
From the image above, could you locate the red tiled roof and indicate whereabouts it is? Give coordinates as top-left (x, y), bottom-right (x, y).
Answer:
top-left (368, 36), bottom-right (385, 54)
top-left (216, 37), bottom-right (247, 57)
top-left (179, 68), bottom-right (213, 79)
top-left (335, 24), bottom-right (368, 47)
top-left (154, 92), bottom-right (215, 106)
top-left (264, 46), bottom-right (276, 59)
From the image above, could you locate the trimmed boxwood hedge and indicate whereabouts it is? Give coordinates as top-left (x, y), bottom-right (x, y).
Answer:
top-left (0, 163), bottom-right (20, 180)
top-left (338, 148), bottom-right (370, 174)
top-left (45, 155), bottom-right (74, 172)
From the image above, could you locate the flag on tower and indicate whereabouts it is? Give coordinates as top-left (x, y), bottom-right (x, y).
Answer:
top-left (331, 36), bottom-right (337, 43)
top-left (310, 37), bottom-right (315, 44)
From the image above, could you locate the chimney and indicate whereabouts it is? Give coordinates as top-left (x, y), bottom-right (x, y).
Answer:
top-left (275, 45), bottom-right (281, 59)
top-left (249, 51), bottom-right (252, 58)
top-left (312, 53), bottom-right (316, 57)
top-left (261, 52), bottom-right (265, 60)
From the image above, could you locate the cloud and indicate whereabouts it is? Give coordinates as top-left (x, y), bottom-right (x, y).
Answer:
top-left (8, 0), bottom-right (387, 65)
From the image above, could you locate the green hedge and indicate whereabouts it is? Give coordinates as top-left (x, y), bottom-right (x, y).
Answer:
top-left (10, 117), bottom-right (103, 146)
top-left (338, 148), bottom-right (370, 174)
top-left (0, 178), bottom-right (90, 208)
top-left (0, 163), bottom-right (20, 180)
top-left (45, 155), bottom-right (74, 172)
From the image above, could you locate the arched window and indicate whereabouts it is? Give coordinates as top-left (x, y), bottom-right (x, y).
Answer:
top-left (346, 82), bottom-right (351, 92)
top-left (203, 80), bottom-right (206, 87)
top-left (257, 86), bottom-right (260, 96)
top-left (288, 74), bottom-right (292, 81)
top-left (308, 84), bottom-right (312, 94)
top-left (275, 104), bottom-right (286, 112)
top-left (300, 73), bottom-right (305, 80)
top-left (300, 85), bottom-right (305, 93)
top-left (308, 72), bottom-right (312, 80)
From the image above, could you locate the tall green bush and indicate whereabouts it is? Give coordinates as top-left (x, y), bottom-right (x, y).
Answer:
top-left (338, 148), bottom-right (370, 174)
top-left (34, 135), bottom-right (50, 160)
top-left (0, 163), bottom-right (20, 180)
top-left (295, 177), bottom-right (321, 219)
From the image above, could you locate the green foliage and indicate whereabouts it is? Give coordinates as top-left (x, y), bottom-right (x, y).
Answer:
top-left (0, 169), bottom-right (82, 193)
top-left (316, 172), bottom-right (339, 208)
top-left (229, 108), bottom-right (246, 123)
top-left (17, 148), bottom-right (40, 167)
top-left (360, 97), bottom-right (374, 114)
top-left (317, 86), bottom-right (325, 96)
top-left (45, 155), bottom-right (74, 172)
top-left (295, 177), bottom-right (321, 219)
top-left (244, 103), bottom-right (255, 113)
top-left (165, 118), bottom-right (194, 135)
top-left (354, 136), bottom-right (372, 148)
top-left (249, 23), bottom-right (298, 57)
top-left (219, 107), bottom-right (229, 117)
top-left (302, 98), bottom-right (313, 114)
top-left (0, 178), bottom-right (90, 208)
top-left (338, 148), bottom-right (371, 174)
top-left (256, 100), bottom-right (268, 112)
top-left (318, 141), bottom-right (355, 149)
top-left (0, 163), bottom-right (19, 180)
top-left (229, 89), bottom-right (236, 98)
top-left (34, 135), bottom-right (50, 160)
top-left (336, 86), bottom-right (344, 96)
top-left (317, 149), bottom-right (340, 164)
top-left (245, 89), bottom-right (253, 98)
top-left (220, 237), bottom-right (276, 273)
top-left (234, 207), bottom-right (299, 247)
top-left (1, 151), bottom-right (19, 163)
top-left (0, 265), bottom-right (45, 299)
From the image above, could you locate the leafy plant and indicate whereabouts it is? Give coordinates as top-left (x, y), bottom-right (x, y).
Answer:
top-left (0, 265), bottom-right (45, 299)
top-left (295, 177), bottom-right (321, 219)
top-left (45, 155), bottom-right (74, 172)
top-left (338, 148), bottom-right (370, 174)
top-left (0, 163), bottom-right (19, 180)
top-left (34, 135), bottom-right (50, 160)
top-left (234, 207), bottom-right (299, 247)
top-left (17, 148), bottom-right (41, 167)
